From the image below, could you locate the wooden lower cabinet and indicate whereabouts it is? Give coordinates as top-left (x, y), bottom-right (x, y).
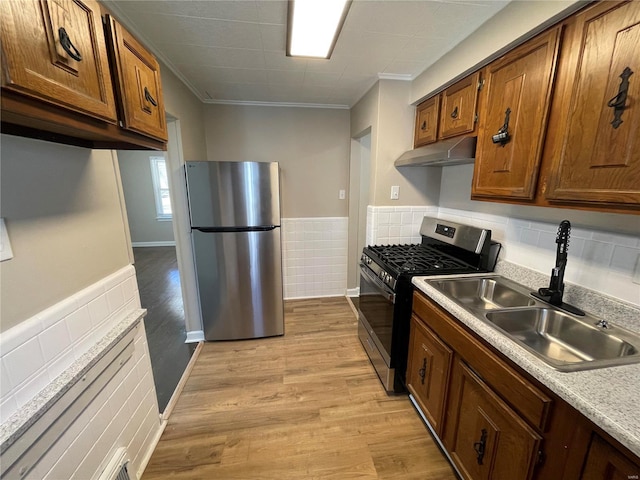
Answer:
top-left (444, 358), bottom-right (542, 480)
top-left (406, 315), bottom-right (452, 435)
top-left (408, 291), bottom-right (640, 480)
top-left (581, 435), bottom-right (640, 480)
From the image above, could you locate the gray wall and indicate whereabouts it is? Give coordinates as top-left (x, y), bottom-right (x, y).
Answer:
top-left (118, 151), bottom-right (175, 244)
top-left (203, 104), bottom-right (350, 218)
top-left (0, 135), bottom-right (131, 331)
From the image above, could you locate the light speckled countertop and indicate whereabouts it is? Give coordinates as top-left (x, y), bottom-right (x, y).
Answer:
top-left (0, 309), bottom-right (145, 453)
top-left (412, 261), bottom-right (640, 458)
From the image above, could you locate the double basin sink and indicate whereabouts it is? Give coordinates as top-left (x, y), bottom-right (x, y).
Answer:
top-left (427, 275), bottom-right (640, 371)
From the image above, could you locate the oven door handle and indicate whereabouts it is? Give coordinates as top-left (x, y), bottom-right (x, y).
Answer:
top-left (360, 264), bottom-right (396, 303)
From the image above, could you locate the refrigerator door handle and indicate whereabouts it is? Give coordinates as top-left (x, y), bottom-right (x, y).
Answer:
top-left (193, 226), bottom-right (278, 233)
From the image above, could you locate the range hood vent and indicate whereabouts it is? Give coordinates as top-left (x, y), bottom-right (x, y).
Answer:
top-left (395, 136), bottom-right (477, 167)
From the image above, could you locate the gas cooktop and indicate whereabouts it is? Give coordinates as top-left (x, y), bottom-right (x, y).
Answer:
top-left (365, 243), bottom-right (474, 276)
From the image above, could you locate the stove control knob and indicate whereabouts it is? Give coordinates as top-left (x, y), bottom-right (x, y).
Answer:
top-left (367, 257), bottom-right (372, 265)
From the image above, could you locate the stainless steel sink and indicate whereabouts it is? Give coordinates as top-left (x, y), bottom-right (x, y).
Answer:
top-left (485, 308), bottom-right (640, 371)
top-left (430, 277), bottom-right (537, 311)
top-left (426, 275), bottom-right (640, 371)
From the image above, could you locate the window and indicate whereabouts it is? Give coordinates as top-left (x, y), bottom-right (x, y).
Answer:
top-left (150, 157), bottom-right (172, 220)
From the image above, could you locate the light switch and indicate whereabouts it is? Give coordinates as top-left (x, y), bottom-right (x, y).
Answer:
top-left (0, 218), bottom-right (13, 261)
top-left (339, 189), bottom-right (346, 200)
top-left (390, 186), bottom-right (399, 200)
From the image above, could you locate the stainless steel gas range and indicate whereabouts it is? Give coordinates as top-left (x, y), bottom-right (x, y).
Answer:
top-left (355, 216), bottom-right (496, 393)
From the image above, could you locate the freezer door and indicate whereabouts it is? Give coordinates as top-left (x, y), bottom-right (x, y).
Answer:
top-left (185, 161), bottom-right (280, 228)
top-left (192, 228), bottom-right (284, 340)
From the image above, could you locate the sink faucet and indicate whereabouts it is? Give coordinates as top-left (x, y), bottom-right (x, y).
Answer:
top-left (533, 220), bottom-right (585, 316)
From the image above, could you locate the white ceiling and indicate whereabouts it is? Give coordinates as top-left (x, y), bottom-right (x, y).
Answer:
top-left (108, 0), bottom-right (510, 107)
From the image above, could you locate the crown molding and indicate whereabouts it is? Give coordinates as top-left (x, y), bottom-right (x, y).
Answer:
top-left (203, 99), bottom-right (350, 109)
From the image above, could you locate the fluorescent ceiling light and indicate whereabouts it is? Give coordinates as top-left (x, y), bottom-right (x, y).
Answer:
top-left (287, 0), bottom-right (351, 59)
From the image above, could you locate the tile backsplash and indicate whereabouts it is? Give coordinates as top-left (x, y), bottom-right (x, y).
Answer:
top-left (364, 205), bottom-right (638, 306)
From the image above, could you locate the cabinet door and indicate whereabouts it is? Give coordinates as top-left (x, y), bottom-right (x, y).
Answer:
top-left (0, 0), bottom-right (117, 122)
top-left (414, 95), bottom-right (440, 147)
top-left (444, 359), bottom-right (542, 480)
top-left (581, 435), bottom-right (640, 480)
top-left (439, 72), bottom-right (481, 139)
top-left (472, 28), bottom-right (560, 200)
top-left (545, 1), bottom-right (640, 205)
top-left (106, 16), bottom-right (168, 141)
top-left (406, 315), bottom-right (453, 436)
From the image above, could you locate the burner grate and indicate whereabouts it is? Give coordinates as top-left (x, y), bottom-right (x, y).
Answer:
top-left (367, 243), bottom-right (472, 275)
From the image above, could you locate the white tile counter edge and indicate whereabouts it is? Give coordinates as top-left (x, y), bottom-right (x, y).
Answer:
top-left (411, 272), bottom-right (640, 458)
top-left (0, 309), bottom-right (146, 452)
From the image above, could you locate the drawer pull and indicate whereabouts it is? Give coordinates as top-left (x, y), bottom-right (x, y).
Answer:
top-left (144, 87), bottom-right (158, 107)
top-left (473, 428), bottom-right (488, 465)
top-left (418, 357), bottom-right (427, 385)
top-left (58, 27), bottom-right (82, 62)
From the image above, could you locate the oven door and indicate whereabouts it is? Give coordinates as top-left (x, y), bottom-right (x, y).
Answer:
top-left (358, 264), bottom-right (396, 367)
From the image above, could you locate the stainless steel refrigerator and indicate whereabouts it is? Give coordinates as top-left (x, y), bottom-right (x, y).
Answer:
top-left (185, 161), bottom-right (284, 340)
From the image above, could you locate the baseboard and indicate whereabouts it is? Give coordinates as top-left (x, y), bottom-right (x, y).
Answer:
top-left (346, 288), bottom-right (360, 297)
top-left (131, 241), bottom-right (176, 247)
top-left (185, 330), bottom-right (205, 343)
top-left (284, 294), bottom-right (347, 301)
top-left (346, 296), bottom-right (358, 318)
top-left (162, 341), bottom-right (203, 421)
top-left (136, 416), bottom-right (168, 480)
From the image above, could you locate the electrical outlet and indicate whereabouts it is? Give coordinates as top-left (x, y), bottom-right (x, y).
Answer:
top-left (390, 185), bottom-right (399, 200)
top-left (633, 254), bottom-right (640, 285)
top-left (339, 189), bottom-right (346, 200)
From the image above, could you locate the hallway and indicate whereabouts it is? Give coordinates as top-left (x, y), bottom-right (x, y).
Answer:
top-left (134, 246), bottom-right (195, 412)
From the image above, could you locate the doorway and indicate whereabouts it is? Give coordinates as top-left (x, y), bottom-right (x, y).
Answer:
top-left (116, 118), bottom-right (195, 413)
top-left (347, 130), bottom-right (371, 293)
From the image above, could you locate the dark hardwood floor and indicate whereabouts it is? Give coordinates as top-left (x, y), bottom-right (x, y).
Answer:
top-left (134, 246), bottom-right (195, 413)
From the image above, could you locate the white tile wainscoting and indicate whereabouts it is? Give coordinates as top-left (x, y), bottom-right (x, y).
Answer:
top-left (281, 218), bottom-right (348, 299)
top-left (0, 266), bottom-right (161, 479)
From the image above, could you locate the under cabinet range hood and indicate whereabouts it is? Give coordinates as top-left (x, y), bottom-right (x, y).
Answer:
top-left (394, 136), bottom-right (477, 167)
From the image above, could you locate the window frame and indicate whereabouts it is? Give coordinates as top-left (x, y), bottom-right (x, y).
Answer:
top-left (149, 156), bottom-right (172, 221)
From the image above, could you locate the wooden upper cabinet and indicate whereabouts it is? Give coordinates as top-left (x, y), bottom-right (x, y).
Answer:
top-left (414, 94), bottom-right (440, 147)
top-left (439, 72), bottom-right (481, 139)
top-left (471, 28), bottom-right (560, 200)
top-left (106, 15), bottom-right (167, 142)
top-left (544, 0), bottom-right (640, 206)
top-left (0, 0), bottom-right (117, 123)
top-left (444, 359), bottom-right (542, 480)
top-left (406, 315), bottom-right (452, 436)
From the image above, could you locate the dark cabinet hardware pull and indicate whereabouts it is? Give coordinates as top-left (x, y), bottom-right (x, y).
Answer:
top-left (421, 120), bottom-right (427, 131)
top-left (144, 87), bottom-right (158, 107)
top-left (58, 27), bottom-right (82, 61)
top-left (607, 66), bottom-right (633, 129)
top-left (492, 107), bottom-right (512, 146)
top-left (450, 106), bottom-right (459, 119)
top-left (418, 357), bottom-right (427, 385)
top-left (473, 428), bottom-right (488, 465)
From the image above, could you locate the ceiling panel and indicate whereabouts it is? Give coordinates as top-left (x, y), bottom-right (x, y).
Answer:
top-left (107, 0), bottom-right (510, 107)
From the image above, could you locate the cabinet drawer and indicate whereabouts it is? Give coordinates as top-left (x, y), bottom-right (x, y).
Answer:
top-left (406, 315), bottom-right (453, 435)
top-left (0, 0), bottom-right (117, 122)
top-left (439, 72), bottom-right (481, 139)
top-left (413, 291), bottom-right (552, 430)
top-left (106, 15), bottom-right (167, 142)
top-left (445, 358), bottom-right (542, 480)
top-left (414, 95), bottom-right (440, 147)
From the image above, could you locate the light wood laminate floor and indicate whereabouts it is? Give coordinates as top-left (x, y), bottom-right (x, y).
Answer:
top-left (142, 297), bottom-right (457, 479)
